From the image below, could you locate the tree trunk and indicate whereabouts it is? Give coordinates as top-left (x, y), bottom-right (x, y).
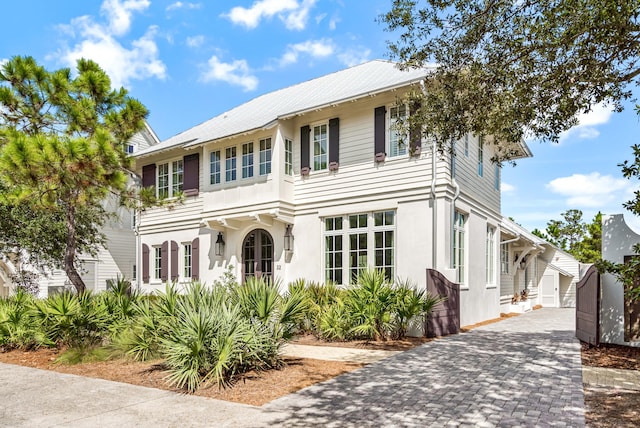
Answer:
top-left (63, 202), bottom-right (86, 294)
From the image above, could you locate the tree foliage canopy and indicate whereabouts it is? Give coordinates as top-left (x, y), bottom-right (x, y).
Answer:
top-left (380, 0), bottom-right (640, 156)
top-left (532, 210), bottom-right (601, 263)
top-left (0, 56), bottom-right (148, 293)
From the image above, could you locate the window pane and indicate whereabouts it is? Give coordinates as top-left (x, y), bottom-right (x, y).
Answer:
top-left (226, 147), bottom-right (236, 182)
top-left (285, 138), bottom-right (293, 176)
top-left (259, 138), bottom-right (272, 175)
top-left (242, 142), bottom-right (254, 178)
top-left (313, 124), bottom-right (327, 170)
top-left (172, 160), bottom-right (183, 195)
top-left (210, 151), bottom-right (221, 185)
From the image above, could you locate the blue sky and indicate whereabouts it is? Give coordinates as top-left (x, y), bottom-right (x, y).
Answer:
top-left (1, 0), bottom-right (638, 234)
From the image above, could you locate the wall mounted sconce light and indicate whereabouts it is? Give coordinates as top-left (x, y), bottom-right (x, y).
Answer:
top-left (284, 225), bottom-right (294, 252)
top-left (215, 232), bottom-right (225, 256)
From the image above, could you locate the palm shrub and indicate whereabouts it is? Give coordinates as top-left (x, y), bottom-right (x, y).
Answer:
top-left (160, 282), bottom-right (279, 392)
top-left (291, 279), bottom-right (344, 336)
top-left (318, 297), bottom-right (353, 340)
top-left (346, 269), bottom-right (395, 341)
top-left (419, 290), bottom-right (447, 338)
top-left (389, 279), bottom-right (425, 339)
top-left (0, 290), bottom-right (46, 350)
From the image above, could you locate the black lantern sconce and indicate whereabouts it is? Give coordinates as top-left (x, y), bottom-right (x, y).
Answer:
top-left (215, 232), bottom-right (225, 256)
top-left (284, 225), bottom-right (294, 252)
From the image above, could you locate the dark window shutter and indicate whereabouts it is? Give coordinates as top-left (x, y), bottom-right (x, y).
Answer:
top-left (142, 244), bottom-right (150, 283)
top-left (300, 125), bottom-right (310, 175)
top-left (192, 237), bottom-right (199, 280)
top-left (329, 118), bottom-right (339, 171)
top-left (409, 102), bottom-right (422, 156)
top-left (142, 164), bottom-right (156, 188)
top-left (183, 153), bottom-right (199, 196)
top-left (374, 106), bottom-right (386, 162)
top-left (171, 241), bottom-right (179, 281)
top-left (161, 241), bottom-right (168, 282)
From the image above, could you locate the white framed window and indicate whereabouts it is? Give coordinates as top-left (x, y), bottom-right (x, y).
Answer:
top-left (494, 163), bottom-right (500, 191)
top-left (210, 150), bottom-right (221, 185)
top-left (126, 144), bottom-right (135, 154)
top-left (154, 246), bottom-right (162, 280)
top-left (313, 123), bottom-right (328, 171)
top-left (259, 138), bottom-right (272, 175)
top-left (486, 226), bottom-right (496, 285)
top-left (285, 138), bottom-right (293, 175)
top-left (323, 211), bottom-right (396, 284)
top-left (225, 147), bottom-right (237, 182)
top-left (157, 160), bottom-right (183, 199)
top-left (478, 136), bottom-right (484, 177)
top-left (389, 104), bottom-right (408, 157)
top-left (242, 142), bottom-right (254, 179)
top-left (132, 264), bottom-right (136, 280)
top-left (183, 243), bottom-right (192, 279)
top-left (501, 243), bottom-right (509, 274)
top-left (453, 211), bottom-right (466, 284)
top-left (464, 134), bottom-right (469, 157)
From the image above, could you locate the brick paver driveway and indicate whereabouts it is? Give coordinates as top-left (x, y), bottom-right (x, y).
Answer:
top-left (261, 308), bottom-right (584, 427)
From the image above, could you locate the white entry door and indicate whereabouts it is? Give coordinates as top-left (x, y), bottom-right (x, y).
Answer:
top-left (540, 274), bottom-right (558, 307)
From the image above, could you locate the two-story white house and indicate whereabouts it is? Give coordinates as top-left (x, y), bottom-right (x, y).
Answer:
top-left (134, 60), bottom-right (530, 327)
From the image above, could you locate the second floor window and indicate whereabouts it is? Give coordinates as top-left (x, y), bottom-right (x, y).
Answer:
top-left (478, 136), bottom-right (484, 177)
top-left (242, 142), bottom-right (254, 179)
top-left (313, 124), bottom-right (328, 170)
top-left (285, 138), bottom-right (293, 175)
top-left (210, 150), bottom-right (221, 185)
top-left (259, 138), bottom-right (272, 175)
top-left (225, 147), bottom-right (237, 182)
top-left (157, 160), bottom-right (183, 199)
top-left (389, 105), bottom-right (408, 157)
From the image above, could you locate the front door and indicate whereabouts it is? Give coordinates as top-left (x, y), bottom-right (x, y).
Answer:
top-left (242, 229), bottom-right (273, 282)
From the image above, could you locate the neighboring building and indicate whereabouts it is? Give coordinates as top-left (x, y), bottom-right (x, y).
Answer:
top-left (499, 217), bottom-right (583, 313)
top-left (0, 123), bottom-right (160, 297)
top-left (134, 60), bottom-right (530, 327)
top-left (601, 214), bottom-right (640, 346)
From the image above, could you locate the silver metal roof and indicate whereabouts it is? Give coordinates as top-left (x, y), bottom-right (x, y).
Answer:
top-left (136, 60), bottom-right (430, 157)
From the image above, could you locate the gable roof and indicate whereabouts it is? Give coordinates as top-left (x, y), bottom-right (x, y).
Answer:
top-left (136, 60), bottom-right (430, 157)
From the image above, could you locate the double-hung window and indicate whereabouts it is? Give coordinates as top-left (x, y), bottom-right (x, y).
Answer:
top-left (242, 142), bottom-right (254, 179)
top-left (486, 226), bottom-right (496, 285)
top-left (259, 138), bottom-right (272, 175)
top-left (453, 211), bottom-right (466, 284)
top-left (324, 211), bottom-right (396, 284)
top-left (313, 124), bottom-right (328, 170)
top-left (501, 244), bottom-right (509, 274)
top-left (210, 150), bottom-right (221, 185)
top-left (389, 105), bottom-right (408, 157)
top-left (157, 160), bottom-right (183, 199)
top-left (225, 147), bottom-right (237, 182)
top-left (154, 247), bottom-right (162, 280)
top-left (285, 138), bottom-right (293, 176)
top-left (183, 243), bottom-right (192, 279)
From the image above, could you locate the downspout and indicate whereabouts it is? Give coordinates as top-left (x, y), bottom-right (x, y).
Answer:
top-left (449, 172), bottom-right (460, 270)
top-left (500, 234), bottom-right (521, 246)
top-left (431, 143), bottom-right (437, 268)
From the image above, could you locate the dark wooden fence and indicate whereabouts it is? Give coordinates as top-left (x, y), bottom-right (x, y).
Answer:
top-left (426, 269), bottom-right (460, 337)
top-left (576, 265), bottom-right (600, 346)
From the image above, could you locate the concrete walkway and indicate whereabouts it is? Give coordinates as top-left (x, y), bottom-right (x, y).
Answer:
top-left (0, 308), bottom-right (585, 427)
top-left (582, 366), bottom-right (640, 391)
top-left (282, 343), bottom-right (400, 363)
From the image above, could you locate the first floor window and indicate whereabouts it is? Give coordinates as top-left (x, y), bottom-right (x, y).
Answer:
top-left (313, 124), bottom-right (328, 170)
top-left (501, 243), bottom-right (509, 274)
top-left (242, 142), bottom-right (254, 179)
top-left (210, 150), bottom-right (221, 184)
top-left (285, 138), bottom-right (293, 175)
top-left (486, 226), bottom-right (495, 285)
top-left (154, 247), bottom-right (162, 280)
top-left (453, 211), bottom-right (466, 283)
top-left (259, 138), bottom-right (272, 175)
top-left (183, 243), bottom-right (192, 278)
top-left (324, 211), bottom-right (395, 284)
top-left (132, 264), bottom-right (137, 280)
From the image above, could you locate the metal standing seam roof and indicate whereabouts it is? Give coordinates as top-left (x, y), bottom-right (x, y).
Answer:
top-left (135, 60), bottom-right (430, 157)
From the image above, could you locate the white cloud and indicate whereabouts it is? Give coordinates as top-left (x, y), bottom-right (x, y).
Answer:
top-left (337, 48), bottom-right (371, 67)
top-left (559, 103), bottom-right (615, 142)
top-left (200, 56), bottom-right (258, 91)
top-left (186, 35), bottom-right (205, 48)
top-left (56, 0), bottom-right (166, 89)
top-left (166, 2), bottom-right (201, 11)
top-left (546, 172), bottom-right (630, 208)
top-left (224, 0), bottom-right (316, 30)
top-left (279, 39), bottom-right (334, 66)
top-left (501, 182), bottom-right (516, 193)
top-left (0, 58), bottom-right (7, 68)
top-left (100, 0), bottom-right (150, 36)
